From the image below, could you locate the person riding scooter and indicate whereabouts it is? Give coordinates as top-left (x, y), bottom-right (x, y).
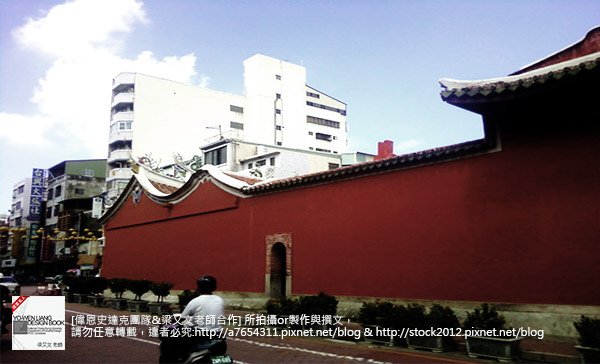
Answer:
top-left (159, 275), bottom-right (228, 363)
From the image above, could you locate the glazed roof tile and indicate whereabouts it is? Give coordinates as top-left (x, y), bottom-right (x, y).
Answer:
top-left (101, 138), bottom-right (492, 224)
top-left (243, 139), bottom-right (490, 195)
top-left (148, 180), bottom-right (180, 194)
top-left (223, 172), bottom-right (261, 186)
top-left (439, 51), bottom-right (600, 101)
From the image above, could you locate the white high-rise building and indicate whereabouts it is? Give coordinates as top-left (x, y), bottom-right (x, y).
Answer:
top-left (106, 54), bottom-right (348, 203)
top-left (9, 179), bottom-right (32, 230)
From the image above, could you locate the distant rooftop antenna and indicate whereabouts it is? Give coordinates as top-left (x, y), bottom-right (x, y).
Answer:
top-left (206, 125), bottom-right (223, 140)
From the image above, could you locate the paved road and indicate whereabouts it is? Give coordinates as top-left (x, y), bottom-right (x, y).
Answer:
top-left (1, 287), bottom-right (480, 363)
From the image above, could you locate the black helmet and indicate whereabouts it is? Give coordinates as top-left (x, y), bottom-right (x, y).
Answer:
top-left (197, 275), bottom-right (217, 294)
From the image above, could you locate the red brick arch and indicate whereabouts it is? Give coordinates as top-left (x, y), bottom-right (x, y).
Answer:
top-left (265, 233), bottom-right (292, 297)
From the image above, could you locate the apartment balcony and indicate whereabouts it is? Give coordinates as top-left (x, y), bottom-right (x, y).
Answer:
top-left (47, 174), bottom-right (67, 186)
top-left (112, 73), bottom-right (135, 92)
top-left (106, 168), bottom-right (132, 181)
top-left (109, 130), bottom-right (133, 144)
top-left (108, 149), bottom-right (131, 164)
top-left (112, 92), bottom-right (135, 109)
top-left (111, 111), bottom-right (134, 123)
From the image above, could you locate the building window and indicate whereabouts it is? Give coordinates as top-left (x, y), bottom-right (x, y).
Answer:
top-left (328, 163), bottom-right (339, 170)
top-left (74, 188), bottom-right (85, 195)
top-left (46, 207), bottom-right (52, 218)
top-left (17, 186), bottom-right (24, 194)
top-left (315, 133), bottom-right (332, 142)
top-left (110, 121), bottom-right (133, 133)
top-left (276, 125), bottom-right (282, 131)
top-left (316, 148), bottom-right (331, 153)
top-left (308, 131), bottom-right (313, 135)
top-left (306, 102), bottom-right (346, 116)
top-left (275, 75), bottom-right (281, 80)
top-left (276, 142), bottom-right (282, 146)
top-left (306, 91), bottom-right (320, 98)
top-left (15, 201), bottom-right (22, 210)
top-left (47, 188), bottom-right (54, 200)
top-left (256, 160), bottom-right (266, 167)
top-left (269, 157), bottom-right (276, 166)
top-left (230, 105), bottom-right (244, 113)
top-left (54, 205), bottom-right (60, 217)
top-left (83, 169), bottom-right (95, 177)
top-left (230, 121), bottom-right (244, 130)
top-left (275, 109), bottom-right (281, 114)
top-left (204, 146), bottom-right (227, 165)
top-left (55, 185), bottom-right (62, 197)
top-left (248, 163), bottom-right (253, 169)
top-left (307, 116), bottom-right (340, 129)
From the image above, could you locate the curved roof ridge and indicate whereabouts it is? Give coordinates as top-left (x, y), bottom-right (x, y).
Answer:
top-left (133, 163), bottom-right (252, 200)
top-left (439, 51), bottom-right (600, 92)
top-left (439, 51), bottom-right (600, 103)
top-left (512, 25), bottom-right (600, 75)
top-left (101, 163), bottom-right (253, 223)
top-left (133, 168), bottom-right (170, 197)
top-left (101, 139), bottom-right (492, 224)
top-left (140, 164), bottom-right (252, 205)
top-left (200, 165), bottom-right (250, 189)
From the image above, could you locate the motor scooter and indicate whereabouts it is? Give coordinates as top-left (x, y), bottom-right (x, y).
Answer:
top-left (158, 314), bottom-right (232, 364)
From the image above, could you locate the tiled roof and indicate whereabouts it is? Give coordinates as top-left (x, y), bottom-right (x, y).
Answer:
top-left (101, 138), bottom-right (493, 223)
top-left (223, 172), bottom-right (261, 186)
top-left (243, 139), bottom-right (490, 195)
top-left (440, 51), bottom-right (600, 101)
top-left (511, 26), bottom-right (600, 75)
top-left (148, 180), bottom-right (180, 194)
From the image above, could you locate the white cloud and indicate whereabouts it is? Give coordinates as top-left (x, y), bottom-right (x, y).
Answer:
top-left (122, 51), bottom-right (199, 84)
top-left (14, 0), bottom-right (147, 58)
top-left (1, 0), bottom-right (204, 157)
top-left (0, 113), bottom-right (53, 147)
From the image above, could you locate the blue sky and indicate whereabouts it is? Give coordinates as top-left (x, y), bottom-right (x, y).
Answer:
top-left (1, 0), bottom-right (599, 212)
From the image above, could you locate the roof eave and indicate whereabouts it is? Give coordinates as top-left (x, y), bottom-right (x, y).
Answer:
top-left (244, 139), bottom-right (493, 196)
top-left (440, 52), bottom-right (600, 113)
